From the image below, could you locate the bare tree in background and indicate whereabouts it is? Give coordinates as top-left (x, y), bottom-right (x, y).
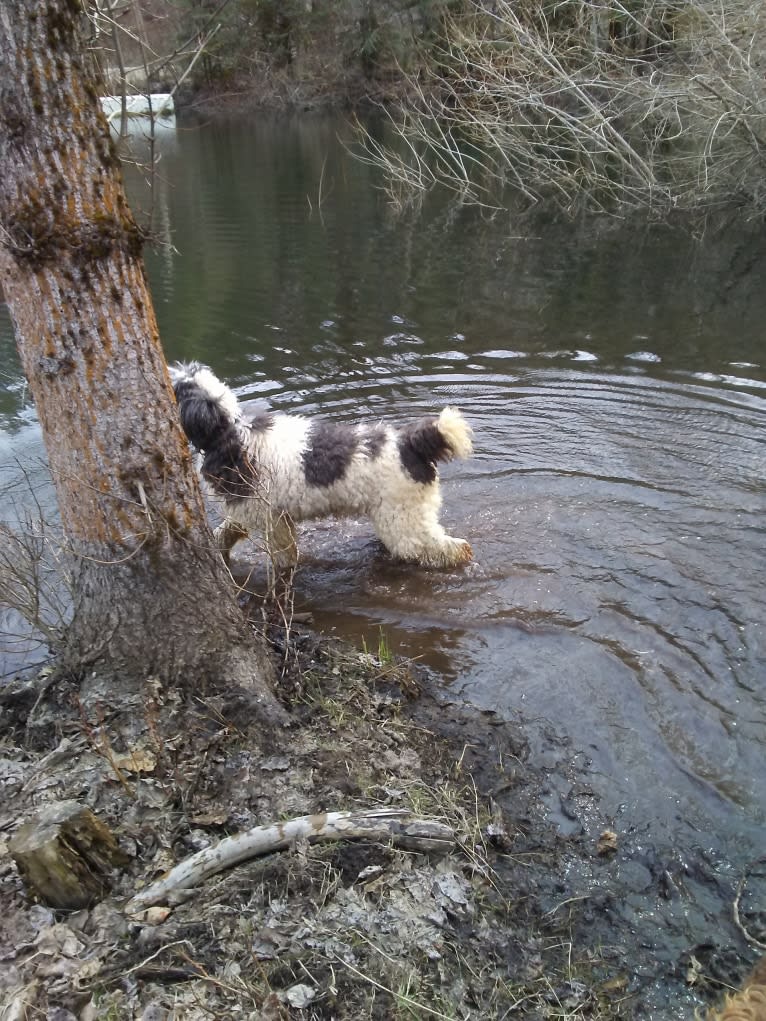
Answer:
top-left (357, 0), bottom-right (766, 217)
top-left (0, 0), bottom-right (283, 722)
top-left (85, 0), bottom-right (228, 127)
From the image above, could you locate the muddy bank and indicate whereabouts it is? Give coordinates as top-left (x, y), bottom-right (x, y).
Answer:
top-left (176, 65), bottom-right (413, 118)
top-left (0, 623), bottom-right (761, 1019)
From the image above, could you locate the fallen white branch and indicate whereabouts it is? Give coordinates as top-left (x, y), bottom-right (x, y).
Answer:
top-left (125, 808), bottom-right (455, 913)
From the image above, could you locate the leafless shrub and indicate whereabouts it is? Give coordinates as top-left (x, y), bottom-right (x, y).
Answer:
top-left (356, 0), bottom-right (766, 217)
top-left (0, 513), bottom-right (70, 669)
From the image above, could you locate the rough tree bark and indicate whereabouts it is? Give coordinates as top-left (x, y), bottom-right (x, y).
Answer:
top-left (0, 1), bottom-right (282, 721)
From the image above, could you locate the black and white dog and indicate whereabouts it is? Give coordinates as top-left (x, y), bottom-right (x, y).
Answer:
top-left (169, 361), bottom-right (473, 570)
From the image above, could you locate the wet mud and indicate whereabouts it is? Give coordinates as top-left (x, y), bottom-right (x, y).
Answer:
top-left (0, 622), bottom-right (762, 1020)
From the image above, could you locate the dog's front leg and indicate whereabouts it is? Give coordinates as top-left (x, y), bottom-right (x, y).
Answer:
top-left (265, 511), bottom-right (298, 574)
top-left (214, 518), bottom-right (249, 566)
top-left (371, 502), bottom-right (472, 568)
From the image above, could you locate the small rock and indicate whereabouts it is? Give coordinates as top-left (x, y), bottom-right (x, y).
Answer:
top-left (144, 906), bottom-right (172, 926)
top-left (434, 872), bottom-right (471, 907)
top-left (185, 828), bottom-right (212, 851)
top-left (27, 904), bottom-right (56, 931)
top-left (85, 901), bottom-right (129, 939)
top-left (282, 983), bottom-right (316, 1008)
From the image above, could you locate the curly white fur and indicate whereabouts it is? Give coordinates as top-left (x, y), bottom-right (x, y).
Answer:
top-left (706, 959), bottom-right (766, 1021)
top-left (169, 362), bottom-right (473, 571)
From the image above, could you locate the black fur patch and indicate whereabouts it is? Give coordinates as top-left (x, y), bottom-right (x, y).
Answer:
top-left (202, 443), bottom-right (256, 499)
top-left (303, 421), bottom-right (359, 488)
top-left (397, 419), bottom-right (449, 484)
top-left (172, 374), bottom-right (257, 498)
top-left (362, 426), bottom-right (387, 459)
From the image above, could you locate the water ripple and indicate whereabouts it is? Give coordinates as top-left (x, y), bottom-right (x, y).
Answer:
top-left (274, 350), bottom-right (766, 831)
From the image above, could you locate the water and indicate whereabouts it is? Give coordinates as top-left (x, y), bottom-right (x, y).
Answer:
top-left (1, 115), bottom-right (764, 917)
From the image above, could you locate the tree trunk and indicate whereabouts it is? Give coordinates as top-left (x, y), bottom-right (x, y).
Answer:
top-left (0, 1), bottom-right (282, 722)
top-left (10, 800), bottom-right (129, 909)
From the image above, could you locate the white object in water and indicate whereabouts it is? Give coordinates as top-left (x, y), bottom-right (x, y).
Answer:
top-left (99, 93), bottom-right (175, 120)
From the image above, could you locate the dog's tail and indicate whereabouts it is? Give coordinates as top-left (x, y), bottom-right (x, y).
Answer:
top-left (398, 407), bottom-right (472, 484)
top-left (435, 407), bottom-right (473, 461)
top-left (169, 361), bottom-right (255, 498)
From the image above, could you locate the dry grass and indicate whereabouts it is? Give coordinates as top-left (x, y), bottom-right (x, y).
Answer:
top-left (0, 515), bottom-right (69, 665)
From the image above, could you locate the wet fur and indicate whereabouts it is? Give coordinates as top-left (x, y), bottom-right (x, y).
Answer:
top-left (707, 959), bottom-right (766, 1021)
top-left (169, 361), bottom-right (473, 570)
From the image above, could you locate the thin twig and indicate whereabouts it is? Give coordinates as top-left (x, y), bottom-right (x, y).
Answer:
top-left (733, 856), bottom-right (766, 950)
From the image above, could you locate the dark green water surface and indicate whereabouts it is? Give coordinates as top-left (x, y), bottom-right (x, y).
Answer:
top-left (1, 116), bottom-right (765, 1008)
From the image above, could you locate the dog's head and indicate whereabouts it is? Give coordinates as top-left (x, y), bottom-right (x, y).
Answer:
top-left (169, 362), bottom-right (257, 498)
top-left (171, 386), bottom-right (226, 456)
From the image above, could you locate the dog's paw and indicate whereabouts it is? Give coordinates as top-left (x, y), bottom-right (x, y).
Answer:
top-left (454, 539), bottom-right (473, 564)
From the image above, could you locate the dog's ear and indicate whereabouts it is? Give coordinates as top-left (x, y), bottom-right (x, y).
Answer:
top-left (176, 392), bottom-right (229, 453)
top-left (202, 441), bottom-right (257, 499)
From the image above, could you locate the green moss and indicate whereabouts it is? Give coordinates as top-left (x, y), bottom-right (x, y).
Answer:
top-left (6, 191), bottom-right (145, 270)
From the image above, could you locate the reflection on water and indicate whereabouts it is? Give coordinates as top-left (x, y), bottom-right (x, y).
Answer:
top-left (1, 115), bottom-right (764, 865)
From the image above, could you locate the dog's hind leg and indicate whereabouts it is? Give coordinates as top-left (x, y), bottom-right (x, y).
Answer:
top-left (214, 518), bottom-right (249, 566)
top-left (371, 502), bottom-right (472, 568)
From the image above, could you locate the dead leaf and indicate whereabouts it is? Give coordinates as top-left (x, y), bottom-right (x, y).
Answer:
top-left (597, 830), bottom-right (619, 855)
top-left (190, 810), bottom-right (229, 826)
top-left (600, 975), bottom-right (629, 994)
top-left (111, 748), bottom-right (157, 774)
top-left (686, 954), bottom-right (703, 986)
top-left (282, 983), bottom-right (316, 1008)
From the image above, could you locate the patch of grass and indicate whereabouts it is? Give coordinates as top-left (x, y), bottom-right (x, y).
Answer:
top-left (361, 626), bottom-right (394, 666)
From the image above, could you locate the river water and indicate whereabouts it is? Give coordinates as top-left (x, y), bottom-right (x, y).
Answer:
top-left (1, 115), bottom-right (764, 985)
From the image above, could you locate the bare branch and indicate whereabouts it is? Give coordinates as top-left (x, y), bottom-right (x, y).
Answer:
top-left (125, 808), bottom-right (455, 913)
top-left (355, 0), bottom-right (766, 216)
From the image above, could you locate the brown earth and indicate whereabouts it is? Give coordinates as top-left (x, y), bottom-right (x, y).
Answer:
top-left (0, 611), bottom-right (759, 1020)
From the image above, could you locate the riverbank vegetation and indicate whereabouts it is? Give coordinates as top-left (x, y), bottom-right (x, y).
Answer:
top-left (357, 0), bottom-right (766, 217)
top-left (0, 634), bottom-right (633, 1019)
top-left (95, 0), bottom-right (766, 218)
top-left (89, 0), bottom-right (461, 109)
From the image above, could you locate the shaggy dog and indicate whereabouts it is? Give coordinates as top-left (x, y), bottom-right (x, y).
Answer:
top-left (169, 362), bottom-right (473, 571)
top-left (706, 958), bottom-right (766, 1021)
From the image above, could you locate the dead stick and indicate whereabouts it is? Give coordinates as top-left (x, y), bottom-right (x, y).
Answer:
top-left (125, 807), bottom-right (454, 913)
top-left (732, 856), bottom-right (766, 951)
